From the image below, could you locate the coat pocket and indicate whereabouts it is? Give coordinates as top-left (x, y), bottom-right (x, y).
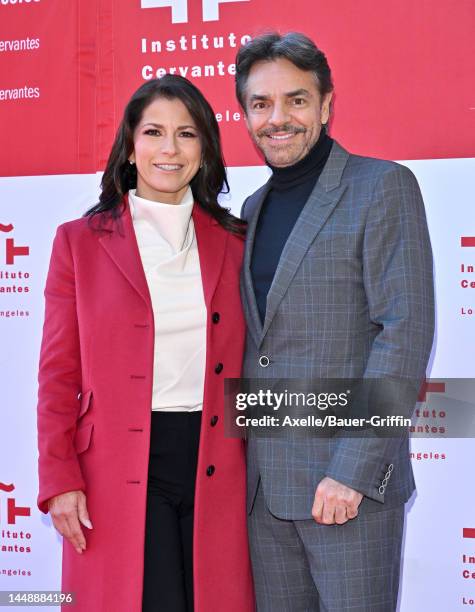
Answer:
top-left (74, 423), bottom-right (94, 454)
top-left (78, 390), bottom-right (93, 418)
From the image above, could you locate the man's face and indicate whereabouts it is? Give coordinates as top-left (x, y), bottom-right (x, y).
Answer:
top-left (243, 58), bottom-right (332, 167)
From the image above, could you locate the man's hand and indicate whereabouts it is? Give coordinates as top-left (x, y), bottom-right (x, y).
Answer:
top-left (48, 490), bottom-right (93, 554)
top-left (312, 477), bottom-right (363, 525)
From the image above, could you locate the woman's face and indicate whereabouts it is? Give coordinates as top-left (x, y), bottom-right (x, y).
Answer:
top-left (129, 97), bottom-right (202, 204)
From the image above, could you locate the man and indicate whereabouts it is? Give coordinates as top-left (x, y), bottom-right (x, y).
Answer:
top-left (235, 32), bottom-right (434, 611)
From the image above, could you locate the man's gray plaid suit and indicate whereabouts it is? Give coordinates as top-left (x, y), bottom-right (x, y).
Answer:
top-left (240, 141), bottom-right (435, 611)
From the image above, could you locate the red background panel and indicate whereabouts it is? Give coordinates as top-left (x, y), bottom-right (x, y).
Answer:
top-left (0, 0), bottom-right (473, 177)
top-left (0, 1), bottom-right (88, 177)
top-left (109, 0), bottom-right (475, 168)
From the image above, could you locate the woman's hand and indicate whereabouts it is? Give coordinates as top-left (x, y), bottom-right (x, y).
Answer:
top-left (48, 490), bottom-right (93, 554)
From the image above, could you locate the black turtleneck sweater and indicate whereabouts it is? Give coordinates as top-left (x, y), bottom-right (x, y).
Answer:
top-left (250, 131), bottom-right (333, 323)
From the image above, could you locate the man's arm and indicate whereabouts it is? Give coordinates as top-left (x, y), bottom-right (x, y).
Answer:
top-left (317, 164), bottom-right (435, 519)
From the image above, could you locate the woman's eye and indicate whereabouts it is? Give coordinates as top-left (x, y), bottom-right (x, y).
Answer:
top-left (144, 129), bottom-right (160, 136)
top-left (180, 131), bottom-right (197, 138)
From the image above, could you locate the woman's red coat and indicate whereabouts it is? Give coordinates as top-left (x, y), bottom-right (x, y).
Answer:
top-left (37, 197), bottom-right (254, 611)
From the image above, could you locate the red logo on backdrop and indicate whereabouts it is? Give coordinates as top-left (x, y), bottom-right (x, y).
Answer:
top-left (6, 239), bottom-right (29, 265)
top-left (417, 380), bottom-right (446, 402)
top-left (460, 237), bottom-right (474, 311)
top-left (0, 220), bottom-right (31, 315)
top-left (0, 223), bottom-right (29, 265)
top-left (0, 480), bottom-right (32, 563)
top-left (0, 481), bottom-right (31, 524)
top-left (412, 380), bottom-right (448, 436)
top-left (462, 529), bottom-right (475, 588)
top-left (141, 0), bottom-right (250, 23)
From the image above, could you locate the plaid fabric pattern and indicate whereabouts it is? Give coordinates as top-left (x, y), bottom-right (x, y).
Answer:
top-left (241, 141), bottom-right (434, 518)
top-left (240, 141), bottom-right (434, 610)
top-left (249, 482), bottom-right (404, 611)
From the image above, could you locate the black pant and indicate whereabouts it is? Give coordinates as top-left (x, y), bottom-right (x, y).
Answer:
top-left (142, 411), bottom-right (201, 612)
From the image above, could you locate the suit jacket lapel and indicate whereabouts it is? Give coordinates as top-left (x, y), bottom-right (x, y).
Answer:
top-left (98, 195), bottom-right (152, 310)
top-left (242, 180), bottom-right (271, 347)
top-left (261, 141), bottom-right (350, 339)
top-left (192, 203), bottom-right (227, 309)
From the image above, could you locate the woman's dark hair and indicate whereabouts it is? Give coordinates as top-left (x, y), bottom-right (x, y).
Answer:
top-left (235, 32), bottom-right (333, 110)
top-left (85, 75), bottom-right (245, 235)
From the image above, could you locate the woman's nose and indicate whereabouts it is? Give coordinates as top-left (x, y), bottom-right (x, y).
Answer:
top-left (160, 136), bottom-right (178, 155)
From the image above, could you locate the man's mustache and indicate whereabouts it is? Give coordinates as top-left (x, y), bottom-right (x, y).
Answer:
top-left (257, 125), bottom-right (307, 138)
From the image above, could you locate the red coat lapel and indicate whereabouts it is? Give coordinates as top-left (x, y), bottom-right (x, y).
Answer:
top-left (192, 203), bottom-right (228, 309)
top-left (98, 194), bottom-right (152, 309)
top-left (97, 195), bottom-right (227, 310)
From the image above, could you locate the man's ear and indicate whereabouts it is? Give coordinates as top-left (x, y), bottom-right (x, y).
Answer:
top-left (320, 92), bottom-right (333, 126)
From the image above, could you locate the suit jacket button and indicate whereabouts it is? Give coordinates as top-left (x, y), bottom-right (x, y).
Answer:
top-left (206, 465), bottom-right (215, 476)
top-left (215, 362), bottom-right (223, 374)
top-left (212, 312), bottom-right (220, 324)
top-left (210, 416), bottom-right (218, 427)
top-left (259, 355), bottom-right (270, 368)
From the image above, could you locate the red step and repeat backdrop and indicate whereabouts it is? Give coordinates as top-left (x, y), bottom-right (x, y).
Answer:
top-left (0, 1), bottom-right (474, 610)
top-left (0, 0), bottom-right (473, 177)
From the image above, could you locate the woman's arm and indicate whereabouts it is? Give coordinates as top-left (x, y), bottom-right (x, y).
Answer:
top-left (37, 224), bottom-right (92, 552)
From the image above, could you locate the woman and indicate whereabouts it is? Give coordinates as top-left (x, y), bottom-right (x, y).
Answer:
top-left (37, 75), bottom-right (254, 612)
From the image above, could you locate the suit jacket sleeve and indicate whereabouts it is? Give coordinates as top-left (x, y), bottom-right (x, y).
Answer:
top-left (37, 224), bottom-right (85, 513)
top-left (325, 164), bottom-right (435, 502)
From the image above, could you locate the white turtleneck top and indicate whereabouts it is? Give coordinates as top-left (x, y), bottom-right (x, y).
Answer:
top-left (128, 187), bottom-right (207, 412)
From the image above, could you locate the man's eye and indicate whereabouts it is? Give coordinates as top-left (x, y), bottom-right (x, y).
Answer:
top-left (293, 98), bottom-right (305, 105)
top-left (253, 102), bottom-right (266, 110)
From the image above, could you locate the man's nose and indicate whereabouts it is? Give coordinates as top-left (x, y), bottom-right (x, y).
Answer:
top-left (268, 102), bottom-right (290, 127)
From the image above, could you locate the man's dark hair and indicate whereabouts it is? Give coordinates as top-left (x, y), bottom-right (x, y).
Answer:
top-left (235, 32), bottom-right (333, 110)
